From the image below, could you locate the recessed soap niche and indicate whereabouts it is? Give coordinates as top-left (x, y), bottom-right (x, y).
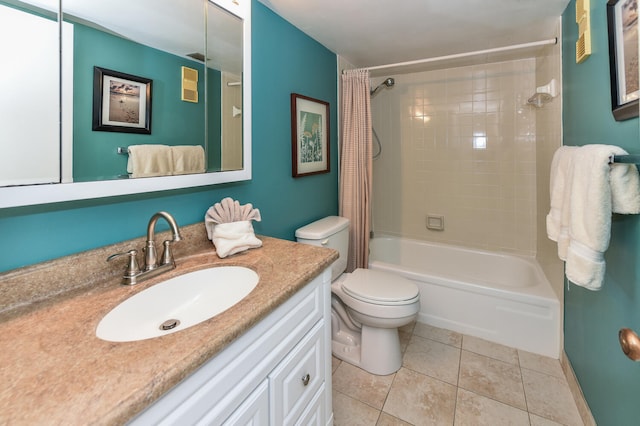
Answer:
top-left (426, 214), bottom-right (444, 231)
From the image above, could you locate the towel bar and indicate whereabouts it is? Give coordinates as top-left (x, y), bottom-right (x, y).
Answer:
top-left (117, 147), bottom-right (129, 155)
top-left (609, 155), bottom-right (640, 164)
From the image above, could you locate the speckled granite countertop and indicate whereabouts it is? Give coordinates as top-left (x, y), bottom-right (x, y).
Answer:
top-left (0, 223), bottom-right (337, 425)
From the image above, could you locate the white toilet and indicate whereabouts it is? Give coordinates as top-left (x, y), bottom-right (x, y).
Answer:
top-left (296, 216), bottom-right (420, 375)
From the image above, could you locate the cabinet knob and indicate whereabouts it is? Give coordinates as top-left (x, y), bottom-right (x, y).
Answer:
top-left (301, 373), bottom-right (310, 386)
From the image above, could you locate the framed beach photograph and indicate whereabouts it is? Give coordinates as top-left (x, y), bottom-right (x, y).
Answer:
top-left (291, 93), bottom-right (330, 177)
top-left (607, 0), bottom-right (639, 121)
top-left (92, 66), bottom-right (152, 133)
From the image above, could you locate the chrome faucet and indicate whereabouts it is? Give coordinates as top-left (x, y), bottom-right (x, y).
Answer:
top-left (107, 211), bottom-right (183, 285)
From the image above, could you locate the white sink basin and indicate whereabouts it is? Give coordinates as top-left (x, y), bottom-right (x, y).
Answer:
top-left (96, 266), bottom-right (259, 342)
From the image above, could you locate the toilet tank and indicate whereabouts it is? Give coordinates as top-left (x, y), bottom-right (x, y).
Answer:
top-left (295, 216), bottom-right (349, 281)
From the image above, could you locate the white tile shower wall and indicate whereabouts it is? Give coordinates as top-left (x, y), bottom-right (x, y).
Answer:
top-left (372, 59), bottom-right (538, 256)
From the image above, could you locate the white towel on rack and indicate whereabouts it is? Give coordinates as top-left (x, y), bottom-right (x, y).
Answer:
top-left (557, 151), bottom-right (575, 261)
top-left (546, 146), bottom-right (577, 260)
top-left (564, 145), bottom-right (640, 290)
top-left (611, 156), bottom-right (640, 214)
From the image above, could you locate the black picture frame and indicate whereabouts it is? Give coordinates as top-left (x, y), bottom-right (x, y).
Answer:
top-left (291, 93), bottom-right (330, 177)
top-left (607, 0), bottom-right (639, 121)
top-left (92, 66), bottom-right (152, 134)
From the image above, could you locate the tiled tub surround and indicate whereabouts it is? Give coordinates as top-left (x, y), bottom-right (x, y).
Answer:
top-left (0, 223), bottom-right (338, 424)
top-left (371, 59), bottom-right (539, 256)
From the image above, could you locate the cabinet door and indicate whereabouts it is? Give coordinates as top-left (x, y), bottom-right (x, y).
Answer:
top-left (294, 385), bottom-right (325, 426)
top-left (220, 380), bottom-right (269, 426)
top-left (270, 322), bottom-right (325, 425)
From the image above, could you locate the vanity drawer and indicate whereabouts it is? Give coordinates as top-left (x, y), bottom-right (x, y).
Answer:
top-left (269, 321), bottom-right (325, 425)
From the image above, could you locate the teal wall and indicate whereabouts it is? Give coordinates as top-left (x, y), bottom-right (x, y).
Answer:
top-left (562, 1), bottom-right (640, 424)
top-left (72, 22), bottom-right (218, 181)
top-left (0, 0), bottom-right (338, 273)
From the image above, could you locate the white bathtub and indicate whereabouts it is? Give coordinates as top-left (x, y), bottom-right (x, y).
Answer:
top-left (369, 236), bottom-right (560, 358)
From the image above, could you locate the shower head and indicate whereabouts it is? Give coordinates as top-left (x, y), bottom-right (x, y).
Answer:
top-left (370, 77), bottom-right (395, 96)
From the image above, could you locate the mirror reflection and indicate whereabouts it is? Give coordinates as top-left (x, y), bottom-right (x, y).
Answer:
top-left (0, 0), bottom-right (243, 187)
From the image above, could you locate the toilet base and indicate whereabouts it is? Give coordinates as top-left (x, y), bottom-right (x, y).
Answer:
top-left (332, 340), bottom-right (362, 367)
top-left (331, 325), bottom-right (403, 376)
top-left (360, 325), bottom-right (402, 375)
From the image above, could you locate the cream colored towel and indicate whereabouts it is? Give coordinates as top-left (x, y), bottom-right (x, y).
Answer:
top-left (210, 221), bottom-right (262, 258)
top-left (171, 145), bottom-right (205, 175)
top-left (127, 145), bottom-right (173, 178)
top-left (565, 145), bottom-right (640, 290)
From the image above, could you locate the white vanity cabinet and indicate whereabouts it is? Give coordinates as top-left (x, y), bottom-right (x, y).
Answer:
top-left (129, 268), bottom-right (333, 426)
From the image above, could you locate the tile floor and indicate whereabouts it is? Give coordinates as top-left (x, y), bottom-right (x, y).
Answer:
top-left (331, 322), bottom-right (584, 426)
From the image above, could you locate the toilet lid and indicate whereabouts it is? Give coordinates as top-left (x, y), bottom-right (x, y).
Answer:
top-left (341, 269), bottom-right (419, 305)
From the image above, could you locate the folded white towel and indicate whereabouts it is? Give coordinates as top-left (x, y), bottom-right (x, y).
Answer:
top-left (565, 145), bottom-right (640, 290)
top-left (127, 145), bottom-right (173, 178)
top-left (204, 198), bottom-right (262, 257)
top-left (205, 197), bottom-right (262, 239)
top-left (171, 145), bottom-right (205, 175)
top-left (210, 221), bottom-right (262, 258)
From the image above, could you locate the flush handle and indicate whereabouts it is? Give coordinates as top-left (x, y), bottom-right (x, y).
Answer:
top-left (619, 328), bottom-right (640, 361)
top-left (301, 373), bottom-right (310, 386)
top-left (321, 239), bottom-right (329, 246)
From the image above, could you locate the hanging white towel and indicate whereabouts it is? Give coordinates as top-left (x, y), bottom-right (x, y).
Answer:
top-left (546, 146), bottom-right (577, 261)
top-left (171, 145), bottom-right (205, 175)
top-left (127, 145), bottom-right (173, 178)
top-left (611, 157), bottom-right (640, 214)
top-left (564, 145), bottom-right (640, 290)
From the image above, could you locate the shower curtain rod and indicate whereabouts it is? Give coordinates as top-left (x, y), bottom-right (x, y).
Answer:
top-left (363, 38), bottom-right (557, 72)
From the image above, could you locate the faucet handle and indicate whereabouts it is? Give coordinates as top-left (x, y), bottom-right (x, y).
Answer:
top-left (160, 240), bottom-right (176, 266)
top-left (107, 249), bottom-right (141, 279)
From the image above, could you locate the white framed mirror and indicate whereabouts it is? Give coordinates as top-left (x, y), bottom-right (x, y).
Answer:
top-left (0, 0), bottom-right (251, 208)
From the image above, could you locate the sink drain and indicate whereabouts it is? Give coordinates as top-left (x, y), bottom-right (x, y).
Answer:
top-left (159, 319), bottom-right (180, 331)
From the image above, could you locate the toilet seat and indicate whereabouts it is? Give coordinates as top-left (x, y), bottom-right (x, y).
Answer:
top-left (341, 269), bottom-right (419, 306)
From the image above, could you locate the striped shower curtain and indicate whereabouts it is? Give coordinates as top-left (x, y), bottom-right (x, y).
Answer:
top-left (340, 69), bottom-right (372, 271)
